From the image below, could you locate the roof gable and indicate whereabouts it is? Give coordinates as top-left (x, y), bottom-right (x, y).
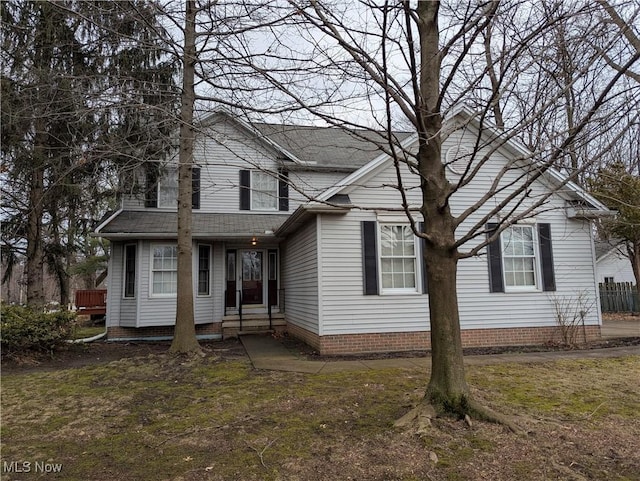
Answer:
top-left (201, 108), bottom-right (412, 171)
top-left (316, 108), bottom-right (610, 213)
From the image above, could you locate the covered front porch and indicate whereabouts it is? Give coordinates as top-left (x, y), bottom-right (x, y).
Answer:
top-left (222, 246), bottom-right (286, 337)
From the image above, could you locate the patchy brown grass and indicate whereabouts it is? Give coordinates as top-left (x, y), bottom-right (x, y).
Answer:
top-left (1, 343), bottom-right (639, 481)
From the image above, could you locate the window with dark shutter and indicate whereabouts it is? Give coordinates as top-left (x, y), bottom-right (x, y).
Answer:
top-left (538, 223), bottom-right (556, 292)
top-left (419, 222), bottom-right (428, 294)
top-left (145, 163), bottom-right (159, 208)
top-left (192, 167), bottom-right (201, 210)
top-left (278, 169), bottom-right (289, 211)
top-left (486, 222), bottom-right (505, 293)
top-left (362, 221), bottom-right (379, 295)
top-left (239, 170), bottom-right (250, 210)
top-left (488, 222), bottom-right (556, 293)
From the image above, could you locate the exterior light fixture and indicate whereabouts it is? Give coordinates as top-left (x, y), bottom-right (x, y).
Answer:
top-left (251, 237), bottom-right (257, 246)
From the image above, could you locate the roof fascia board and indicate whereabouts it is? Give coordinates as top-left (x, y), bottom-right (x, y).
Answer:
top-left (275, 202), bottom-right (351, 237)
top-left (94, 208), bottom-right (123, 234)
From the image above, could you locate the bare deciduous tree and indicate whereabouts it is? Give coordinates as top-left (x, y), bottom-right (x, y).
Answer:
top-left (208, 0), bottom-right (639, 429)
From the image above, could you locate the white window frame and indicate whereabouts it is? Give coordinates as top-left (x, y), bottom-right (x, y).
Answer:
top-left (150, 244), bottom-right (178, 297)
top-left (250, 170), bottom-right (278, 211)
top-left (197, 244), bottom-right (212, 297)
top-left (500, 225), bottom-right (540, 292)
top-left (378, 224), bottom-right (420, 295)
top-left (158, 167), bottom-right (178, 208)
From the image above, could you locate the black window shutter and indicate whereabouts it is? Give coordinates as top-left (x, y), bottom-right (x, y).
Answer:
top-left (278, 169), bottom-right (289, 212)
top-left (239, 170), bottom-right (250, 210)
top-left (145, 163), bottom-right (159, 208)
top-left (419, 222), bottom-right (428, 294)
top-left (487, 222), bottom-right (504, 293)
top-left (538, 223), bottom-right (556, 291)
top-left (362, 221), bottom-right (379, 295)
top-left (192, 167), bottom-right (201, 210)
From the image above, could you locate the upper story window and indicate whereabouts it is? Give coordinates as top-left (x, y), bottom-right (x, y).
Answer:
top-left (145, 163), bottom-right (200, 210)
top-left (251, 171), bottom-right (278, 210)
top-left (240, 169), bottom-right (289, 212)
top-left (158, 168), bottom-right (178, 208)
top-left (379, 224), bottom-right (418, 292)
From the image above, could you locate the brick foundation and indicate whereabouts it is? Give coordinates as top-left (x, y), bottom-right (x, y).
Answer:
top-left (107, 323), bottom-right (221, 341)
top-left (286, 322), bottom-right (322, 351)
top-left (287, 322), bottom-right (602, 356)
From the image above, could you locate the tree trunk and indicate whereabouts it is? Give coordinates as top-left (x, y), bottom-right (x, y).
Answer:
top-left (413, 0), bottom-right (471, 417)
top-left (170, 0), bottom-right (200, 354)
top-left (26, 122), bottom-right (46, 309)
top-left (627, 240), bottom-right (640, 300)
top-left (424, 248), bottom-right (469, 408)
top-left (50, 206), bottom-right (71, 308)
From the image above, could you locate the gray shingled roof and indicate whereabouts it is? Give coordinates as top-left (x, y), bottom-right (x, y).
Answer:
top-left (98, 211), bottom-right (290, 238)
top-left (595, 238), bottom-right (624, 260)
top-left (253, 123), bottom-right (413, 169)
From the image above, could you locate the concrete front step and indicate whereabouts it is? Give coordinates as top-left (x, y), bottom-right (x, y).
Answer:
top-left (223, 313), bottom-right (285, 322)
top-left (222, 316), bottom-right (286, 339)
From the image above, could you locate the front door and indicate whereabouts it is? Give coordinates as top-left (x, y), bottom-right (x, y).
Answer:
top-left (241, 250), bottom-right (263, 305)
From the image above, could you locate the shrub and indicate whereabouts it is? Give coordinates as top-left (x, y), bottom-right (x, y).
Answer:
top-left (1, 304), bottom-right (77, 357)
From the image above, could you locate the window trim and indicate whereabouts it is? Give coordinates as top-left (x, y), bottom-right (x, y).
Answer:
top-left (250, 170), bottom-right (279, 211)
top-left (149, 243), bottom-right (178, 297)
top-left (378, 223), bottom-right (420, 295)
top-left (500, 224), bottom-right (541, 292)
top-left (123, 243), bottom-right (137, 299)
top-left (157, 167), bottom-right (179, 209)
top-left (197, 244), bottom-right (212, 297)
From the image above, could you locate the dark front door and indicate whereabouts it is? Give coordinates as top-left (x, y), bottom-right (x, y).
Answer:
top-left (241, 250), bottom-right (263, 304)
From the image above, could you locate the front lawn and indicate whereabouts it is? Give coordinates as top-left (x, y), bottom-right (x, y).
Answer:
top-left (1, 344), bottom-right (639, 481)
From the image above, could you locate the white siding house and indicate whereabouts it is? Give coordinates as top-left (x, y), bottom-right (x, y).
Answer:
top-left (95, 108), bottom-right (610, 353)
top-left (596, 245), bottom-right (636, 284)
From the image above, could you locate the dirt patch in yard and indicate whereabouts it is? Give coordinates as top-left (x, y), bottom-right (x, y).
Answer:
top-left (603, 312), bottom-right (640, 322)
top-left (0, 340), bottom-right (246, 374)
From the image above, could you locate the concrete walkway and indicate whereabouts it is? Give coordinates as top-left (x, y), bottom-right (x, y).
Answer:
top-left (601, 318), bottom-right (640, 338)
top-left (240, 334), bottom-right (640, 373)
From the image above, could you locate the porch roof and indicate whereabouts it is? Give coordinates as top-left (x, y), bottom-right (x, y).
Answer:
top-left (95, 211), bottom-right (290, 240)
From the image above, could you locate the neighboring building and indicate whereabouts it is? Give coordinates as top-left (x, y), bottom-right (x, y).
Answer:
top-left (596, 241), bottom-right (636, 284)
top-left (94, 107), bottom-right (610, 354)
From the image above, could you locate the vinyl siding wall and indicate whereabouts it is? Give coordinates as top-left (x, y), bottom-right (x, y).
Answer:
top-left (105, 242), bottom-right (137, 327)
top-left (121, 117), bottom-right (342, 213)
top-left (597, 251), bottom-right (636, 284)
top-left (281, 218), bottom-right (320, 334)
top-left (107, 240), bottom-right (222, 328)
top-left (317, 126), bottom-right (600, 336)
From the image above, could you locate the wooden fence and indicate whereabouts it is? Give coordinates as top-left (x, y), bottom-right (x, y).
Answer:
top-left (599, 282), bottom-right (639, 312)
